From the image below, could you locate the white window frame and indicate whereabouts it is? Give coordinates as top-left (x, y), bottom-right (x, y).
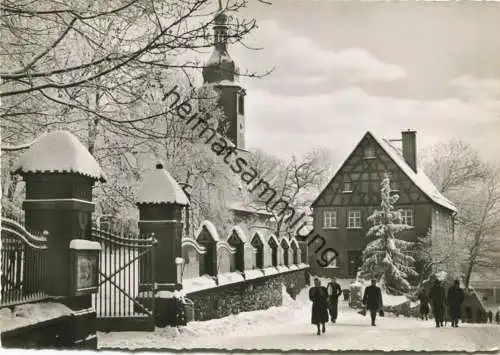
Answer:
top-left (400, 208), bottom-right (414, 226)
top-left (348, 210), bottom-right (362, 229)
top-left (324, 250), bottom-right (338, 268)
top-left (323, 210), bottom-right (337, 229)
top-left (364, 146), bottom-right (375, 159)
top-left (343, 181), bottom-right (353, 192)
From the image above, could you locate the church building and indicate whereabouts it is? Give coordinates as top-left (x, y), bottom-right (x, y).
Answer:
top-left (200, 10), bottom-right (273, 233)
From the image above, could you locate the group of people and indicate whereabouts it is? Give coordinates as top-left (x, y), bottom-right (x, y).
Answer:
top-left (309, 277), bottom-right (383, 335)
top-left (309, 277), bottom-right (499, 335)
top-left (418, 279), bottom-right (464, 328)
top-left (419, 278), bottom-right (500, 327)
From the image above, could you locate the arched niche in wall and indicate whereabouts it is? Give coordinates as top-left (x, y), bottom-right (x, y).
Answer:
top-left (251, 232), bottom-right (265, 269)
top-left (280, 238), bottom-right (290, 266)
top-left (181, 238), bottom-right (207, 279)
top-left (195, 221), bottom-right (220, 276)
top-left (227, 226), bottom-right (247, 272)
top-left (216, 240), bottom-right (235, 274)
top-left (268, 234), bottom-right (279, 267)
top-left (290, 238), bottom-right (300, 264)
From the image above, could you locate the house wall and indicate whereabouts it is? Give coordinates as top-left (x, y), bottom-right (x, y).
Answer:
top-left (309, 204), bottom-right (434, 279)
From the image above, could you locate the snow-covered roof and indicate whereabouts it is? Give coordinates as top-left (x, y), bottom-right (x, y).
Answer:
top-left (195, 220), bottom-right (221, 242)
top-left (207, 48), bottom-right (233, 65)
top-left (227, 225), bottom-right (248, 243)
top-left (229, 201), bottom-right (273, 216)
top-left (251, 230), bottom-right (266, 246)
top-left (280, 237), bottom-right (290, 248)
top-left (372, 133), bottom-right (457, 212)
top-left (14, 130), bottom-right (106, 182)
top-left (312, 131), bottom-right (457, 213)
top-left (136, 163), bottom-right (189, 205)
top-left (267, 234), bottom-right (279, 247)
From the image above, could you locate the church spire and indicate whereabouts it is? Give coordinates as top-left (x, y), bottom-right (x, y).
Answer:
top-left (202, 7), bottom-right (237, 83)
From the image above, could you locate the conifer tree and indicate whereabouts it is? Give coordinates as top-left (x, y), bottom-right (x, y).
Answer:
top-left (358, 173), bottom-right (417, 295)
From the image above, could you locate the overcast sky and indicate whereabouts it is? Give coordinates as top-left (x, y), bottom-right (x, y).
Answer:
top-left (200, 0), bottom-right (500, 165)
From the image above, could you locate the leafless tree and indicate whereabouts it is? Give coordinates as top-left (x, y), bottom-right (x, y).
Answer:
top-left (1, 0), bottom-right (269, 226)
top-left (422, 139), bottom-right (489, 195)
top-left (248, 148), bottom-right (336, 237)
top-left (454, 167), bottom-right (500, 288)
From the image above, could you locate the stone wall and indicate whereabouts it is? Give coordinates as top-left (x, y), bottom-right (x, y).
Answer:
top-left (185, 267), bottom-right (308, 321)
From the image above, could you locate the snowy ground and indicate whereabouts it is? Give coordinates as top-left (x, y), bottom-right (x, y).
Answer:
top-left (98, 286), bottom-right (500, 352)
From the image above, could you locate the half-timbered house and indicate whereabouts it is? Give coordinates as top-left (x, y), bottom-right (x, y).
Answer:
top-left (309, 130), bottom-right (457, 279)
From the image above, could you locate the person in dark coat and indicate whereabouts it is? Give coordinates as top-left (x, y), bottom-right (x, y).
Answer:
top-left (362, 278), bottom-right (383, 326)
top-left (487, 310), bottom-right (493, 323)
top-left (447, 280), bottom-right (465, 327)
top-left (417, 287), bottom-right (430, 320)
top-left (326, 277), bottom-right (343, 323)
top-left (309, 278), bottom-right (329, 335)
top-left (429, 279), bottom-right (446, 328)
top-left (495, 311), bottom-right (500, 324)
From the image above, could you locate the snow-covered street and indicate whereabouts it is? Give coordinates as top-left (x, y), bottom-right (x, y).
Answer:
top-left (98, 287), bottom-right (500, 352)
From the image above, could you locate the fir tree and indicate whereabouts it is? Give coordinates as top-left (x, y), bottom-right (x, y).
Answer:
top-left (358, 173), bottom-right (418, 295)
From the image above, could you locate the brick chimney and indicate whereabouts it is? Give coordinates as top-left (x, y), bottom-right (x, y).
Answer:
top-left (401, 130), bottom-right (417, 173)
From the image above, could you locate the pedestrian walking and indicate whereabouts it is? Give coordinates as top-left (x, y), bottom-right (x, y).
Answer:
top-left (429, 279), bottom-right (446, 328)
top-left (326, 277), bottom-right (343, 323)
top-left (309, 278), bottom-right (329, 335)
top-left (495, 311), bottom-right (500, 324)
top-left (487, 310), bottom-right (493, 323)
top-left (447, 280), bottom-right (465, 327)
top-left (362, 278), bottom-right (383, 326)
top-left (417, 287), bottom-right (430, 320)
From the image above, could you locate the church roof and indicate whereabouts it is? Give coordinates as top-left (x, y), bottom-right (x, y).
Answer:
top-left (206, 48), bottom-right (233, 67)
top-left (312, 131), bottom-right (457, 212)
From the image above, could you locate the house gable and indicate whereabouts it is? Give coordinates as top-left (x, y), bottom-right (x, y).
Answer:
top-left (312, 132), bottom-right (455, 212)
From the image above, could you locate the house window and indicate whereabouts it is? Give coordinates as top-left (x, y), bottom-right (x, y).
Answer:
top-left (343, 181), bottom-right (353, 192)
top-left (238, 95), bottom-right (244, 115)
top-left (323, 210), bottom-right (337, 229)
top-left (364, 146), bottom-right (375, 158)
top-left (324, 250), bottom-right (338, 268)
top-left (348, 210), bottom-right (362, 229)
top-left (400, 208), bottom-right (414, 226)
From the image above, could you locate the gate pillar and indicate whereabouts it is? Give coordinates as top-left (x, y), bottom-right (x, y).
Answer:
top-left (14, 131), bottom-right (106, 349)
top-left (136, 163), bottom-right (190, 326)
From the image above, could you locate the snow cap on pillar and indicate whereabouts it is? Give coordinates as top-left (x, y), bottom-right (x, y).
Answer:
top-left (13, 130), bottom-right (106, 182)
top-left (136, 162), bottom-right (190, 206)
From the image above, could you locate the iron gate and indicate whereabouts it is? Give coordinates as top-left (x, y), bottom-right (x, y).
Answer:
top-left (91, 228), bottom-right (157, 331)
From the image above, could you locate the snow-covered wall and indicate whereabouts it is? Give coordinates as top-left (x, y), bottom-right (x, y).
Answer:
top-left (184, 267), bottom-right (309, 322)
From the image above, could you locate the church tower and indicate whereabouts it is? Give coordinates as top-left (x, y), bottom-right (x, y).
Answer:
top-left (202, 10), bottom-right (246, 150)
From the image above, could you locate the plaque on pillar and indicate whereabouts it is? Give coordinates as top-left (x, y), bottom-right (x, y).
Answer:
top-left (69, 239), bottom-right (101, 296)
top-left (176, 257), bottom-right (185, 287)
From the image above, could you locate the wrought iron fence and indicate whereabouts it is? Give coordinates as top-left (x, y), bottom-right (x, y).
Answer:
top-left (1, 218), bottom-right (49, 308)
